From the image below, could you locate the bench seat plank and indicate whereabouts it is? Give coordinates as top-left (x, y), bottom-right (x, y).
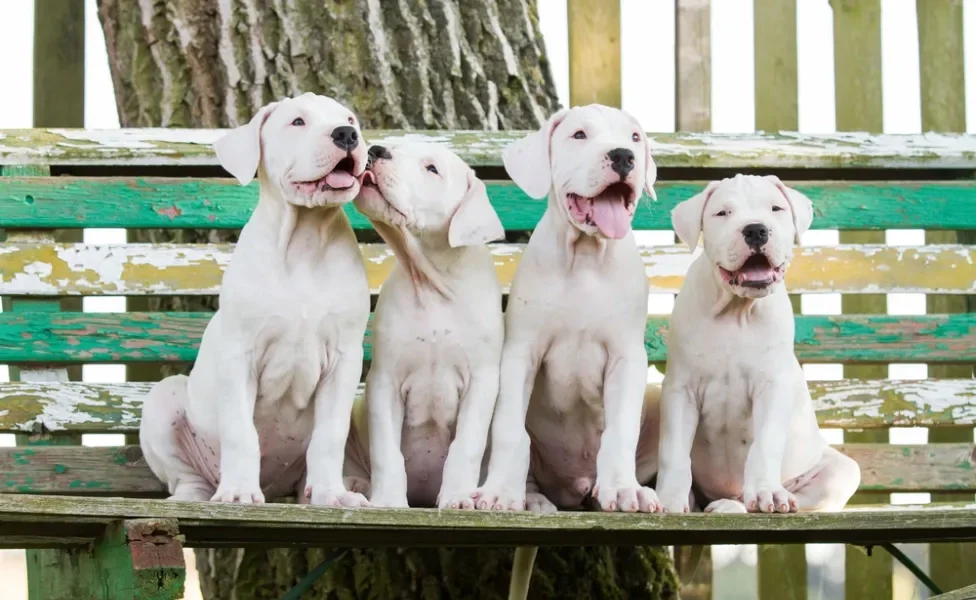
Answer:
top-left (0, 444), bottom-right (972, 495)
top-left (0, 495), bottom-right (973, 549)
top-left (4, 129), bottom-right (976, 169)
top-left (3, 242), bottom-right (975, 296)
top-left (2, 380), bottom-right (974, 434)
top-left (3, 178), bottom-right (976, 231)
top-left (0, 311), bottom-right (973, 363)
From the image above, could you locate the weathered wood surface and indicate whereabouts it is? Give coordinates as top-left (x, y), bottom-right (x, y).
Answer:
top-left (2, 378), bottom-right (974, 434)
top-left (932, 582), bottom-right (976, 600)
top-left (675, 0), bottom-right (711, 132)
top-left (0, 444), bottom-right (972, 496)
top-left (5, 178), bottom-right (976, 231)
top-left (5, 129), bottom-right (976, 169)
top-left (2, 378), bottom-right (975, 435)
top-left (0, 495), bottom-right (974, 549)
top-left (1, 312), bottom-right (974, 364)
top-left (3, 242), bottom-right (975, 296)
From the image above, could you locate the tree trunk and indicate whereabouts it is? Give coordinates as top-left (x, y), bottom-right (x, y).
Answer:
top-left (97, 1), bottom-right (678, 597)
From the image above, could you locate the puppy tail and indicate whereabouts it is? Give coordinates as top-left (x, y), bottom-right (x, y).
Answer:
top-left (508, 546), bottom-right (539, 600)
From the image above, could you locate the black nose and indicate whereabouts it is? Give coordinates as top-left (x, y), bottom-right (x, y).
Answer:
top-left (367, 145), bottom-right (392, 160)
top-left (742, 223), bottom-right (769, 249)
top-left (331, 126), bottom-right (359, 151)
top-left (607, 148), bottom-right (635, 178)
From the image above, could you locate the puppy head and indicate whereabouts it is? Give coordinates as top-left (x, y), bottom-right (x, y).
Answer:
top-left (355, 142), bottom-right (504, 247)
top-left (214, 93), bottom-right (368, 207)
top-left (502, 104), bottom-right (657, 240)
top-left (671, 175), bottom-right (813, 299)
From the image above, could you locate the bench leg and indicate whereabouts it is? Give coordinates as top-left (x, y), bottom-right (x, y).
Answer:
top-left (26, 518), bottom-right (185, 600)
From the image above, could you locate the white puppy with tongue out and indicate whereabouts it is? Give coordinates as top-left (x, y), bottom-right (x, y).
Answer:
top-left (653, 174), bottom-right (860, 514)
top-left (473, 104), bottom-right (664, 515)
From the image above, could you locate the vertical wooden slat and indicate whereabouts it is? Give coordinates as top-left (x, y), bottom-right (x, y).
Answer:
top-left (917, 0), bottom-right (976, 593)
top-left (832, 2), bottom-right (892, 600)
top-left (673, 1), bottom-right (713, 597)
top-left (567, 0), bottom-right (621, 107)
top-left (16, 4), bottom-right (88, 599)
top-left (675, 0), bottom-right (711, 131)
top-left (753, 2), bottom-right (806, 596)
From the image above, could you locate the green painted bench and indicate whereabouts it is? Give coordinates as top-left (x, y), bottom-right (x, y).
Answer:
top-left (1, 129), bottom-right (976, 599)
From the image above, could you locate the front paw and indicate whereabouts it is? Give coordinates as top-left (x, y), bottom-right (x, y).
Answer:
top-left (656, 488), bottom-right (691, 514)
top-left (704, 498), bottom-right (748, 514)
top-left (211, 480), bottom-right (265, 504)
top-left (369, 493), bottom-right (409, 508)
top-left (742, 485), bottom-right (796, 513)
top-left (526, 492), bottom-right (557, 514)
top-left (471, 485), bottom-right (525, 511)
top-left (437, 489), bottom-right (477, 510)
top-left (305, 484), bottom-right (372, 508)
top-left (592, 482), bottom-right (662, 513)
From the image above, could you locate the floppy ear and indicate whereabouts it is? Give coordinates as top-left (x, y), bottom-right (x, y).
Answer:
top-left (671, 180), bottom-right (720, 248)
top-left (765, 175), bottom-right (813, 243)
top-left (214, 102), bottom-right (279, 186)
top-left (449, 170), bottom-right (505, 247)
top-left (643, 136), bottom-right (658, 201)
top-left (502, 108), bottom-right (569, 199)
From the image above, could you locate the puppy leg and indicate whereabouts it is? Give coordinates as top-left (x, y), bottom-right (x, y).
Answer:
top-left (210, 356), bottom-right (264, 503)
top-left (438, 367), bottom-right (499, 509)
top-left (654, 377), bottom-right (699, 513)
top-left (743, 377), bottom-right (797, 514)
top-left (635, 383), bottom-right (662, 486)
top-left (474, 343), bottom-right (539, 511)
top-left (140, 375), bottom-right (216, 502)
top-left (593, 345), bottom-right (661, 513)
top-left (365, 368), bottom-right (408, 508)
top-left (304, 344), bottom-right (371, 507)
top-left (785, 446), bottom-right (861, 512)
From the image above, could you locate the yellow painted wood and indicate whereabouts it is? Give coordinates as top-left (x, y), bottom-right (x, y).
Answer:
top-left (918, 0), bottom-right (976, 592)
top-left (675, 0), bottom-right (711, 131)
top-left (3, 242), bottom-right (975, 297)
top-left (567, 0), bottom-right (621, 107)
top-left (833, 1), bottom-right (892, 597)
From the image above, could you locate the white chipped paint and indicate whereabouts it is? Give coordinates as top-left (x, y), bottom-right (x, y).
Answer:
top-left (811, 379), bottom-right (976, 426)
top-left (47, 128), bottom-right (222, 148)
top-left (0, 382), bottom-right (153, 432)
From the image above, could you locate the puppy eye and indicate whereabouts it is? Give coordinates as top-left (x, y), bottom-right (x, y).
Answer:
top-left (426, 164), bottom-right (439, 174)
top-left (573, 130), bottom-right (587, 140)
top-left (632, 133), bottom-right (641, 142)
top-left (291, 117), bottom-right (305, 126)
top-left (715, 210), bottom-right (728, 217)
top-left (772, 206), bottom-right (785, 212)
top-left (348, 116), bottom-right (355, 125)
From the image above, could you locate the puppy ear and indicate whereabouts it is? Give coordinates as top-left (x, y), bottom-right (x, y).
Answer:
top-left (671, 181), bottom-right (720, 248)
top-left (643, 136), bottom-right (658, 201)
top-left (502, 108), bottom-right (569, 199)
top-left (214, 102), bottom-right (279, 186)
top-left (448, 170), bottom-right (505, 247)
top-left (765, 175), bottom-right (813, 244)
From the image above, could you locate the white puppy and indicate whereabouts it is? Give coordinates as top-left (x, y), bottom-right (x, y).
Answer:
top-left (140, 93), bottom-right (372, 507)
top-left (345, 142), bottom-right (505, 508)
top-left (472, 104), bottom-right (663, 513)
top-left (655, 175), bottom-right (861, 514)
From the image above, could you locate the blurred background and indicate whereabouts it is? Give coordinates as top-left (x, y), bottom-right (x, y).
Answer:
top-left (2, 1), bottom-right (974, 598)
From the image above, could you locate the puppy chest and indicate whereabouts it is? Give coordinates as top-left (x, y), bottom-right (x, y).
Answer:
top-left (539, 336), bottom-right (609, 405)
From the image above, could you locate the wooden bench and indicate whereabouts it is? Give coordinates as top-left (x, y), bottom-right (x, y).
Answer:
top-left (1, 128), bottom-right (975, 599)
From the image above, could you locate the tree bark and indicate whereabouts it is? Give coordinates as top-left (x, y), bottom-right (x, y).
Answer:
top-left (97, 1), bottom-right (678, 597)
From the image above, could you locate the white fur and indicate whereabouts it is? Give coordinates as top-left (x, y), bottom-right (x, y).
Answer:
top-left (345, 142), bottom-right (505, 509)
top-left (655, 175), bottom-right (860, 514)
top-left (473, 105), bottom-right (662, 515)
top-left (140, 93), bottom-right (373, 507)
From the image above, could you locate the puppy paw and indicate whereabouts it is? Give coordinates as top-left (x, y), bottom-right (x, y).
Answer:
top-left (305, 485), bottom-right (372, 508)
top-left (471, 486), bottom-right (525, 511)
top-left (704, 498), bottom-right (748, 514)
top-left (526, 492), bottom-right (558, 514)
top-left (593, 483), bottom-right (662, 513)
top-left (437, 490), bottom-right (477, 510)
top-left (742, 485), bottom-right (797, 513)
top-left (657, 489), bottom-right (692, 514)
top-left (211, 482), bottom-right (265, 504)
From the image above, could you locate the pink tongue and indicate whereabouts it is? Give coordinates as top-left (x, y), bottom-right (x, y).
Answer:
top-left (325, 170), bottom-right (356, 189)
top-left (590, 196), bottom-right (631, 239)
